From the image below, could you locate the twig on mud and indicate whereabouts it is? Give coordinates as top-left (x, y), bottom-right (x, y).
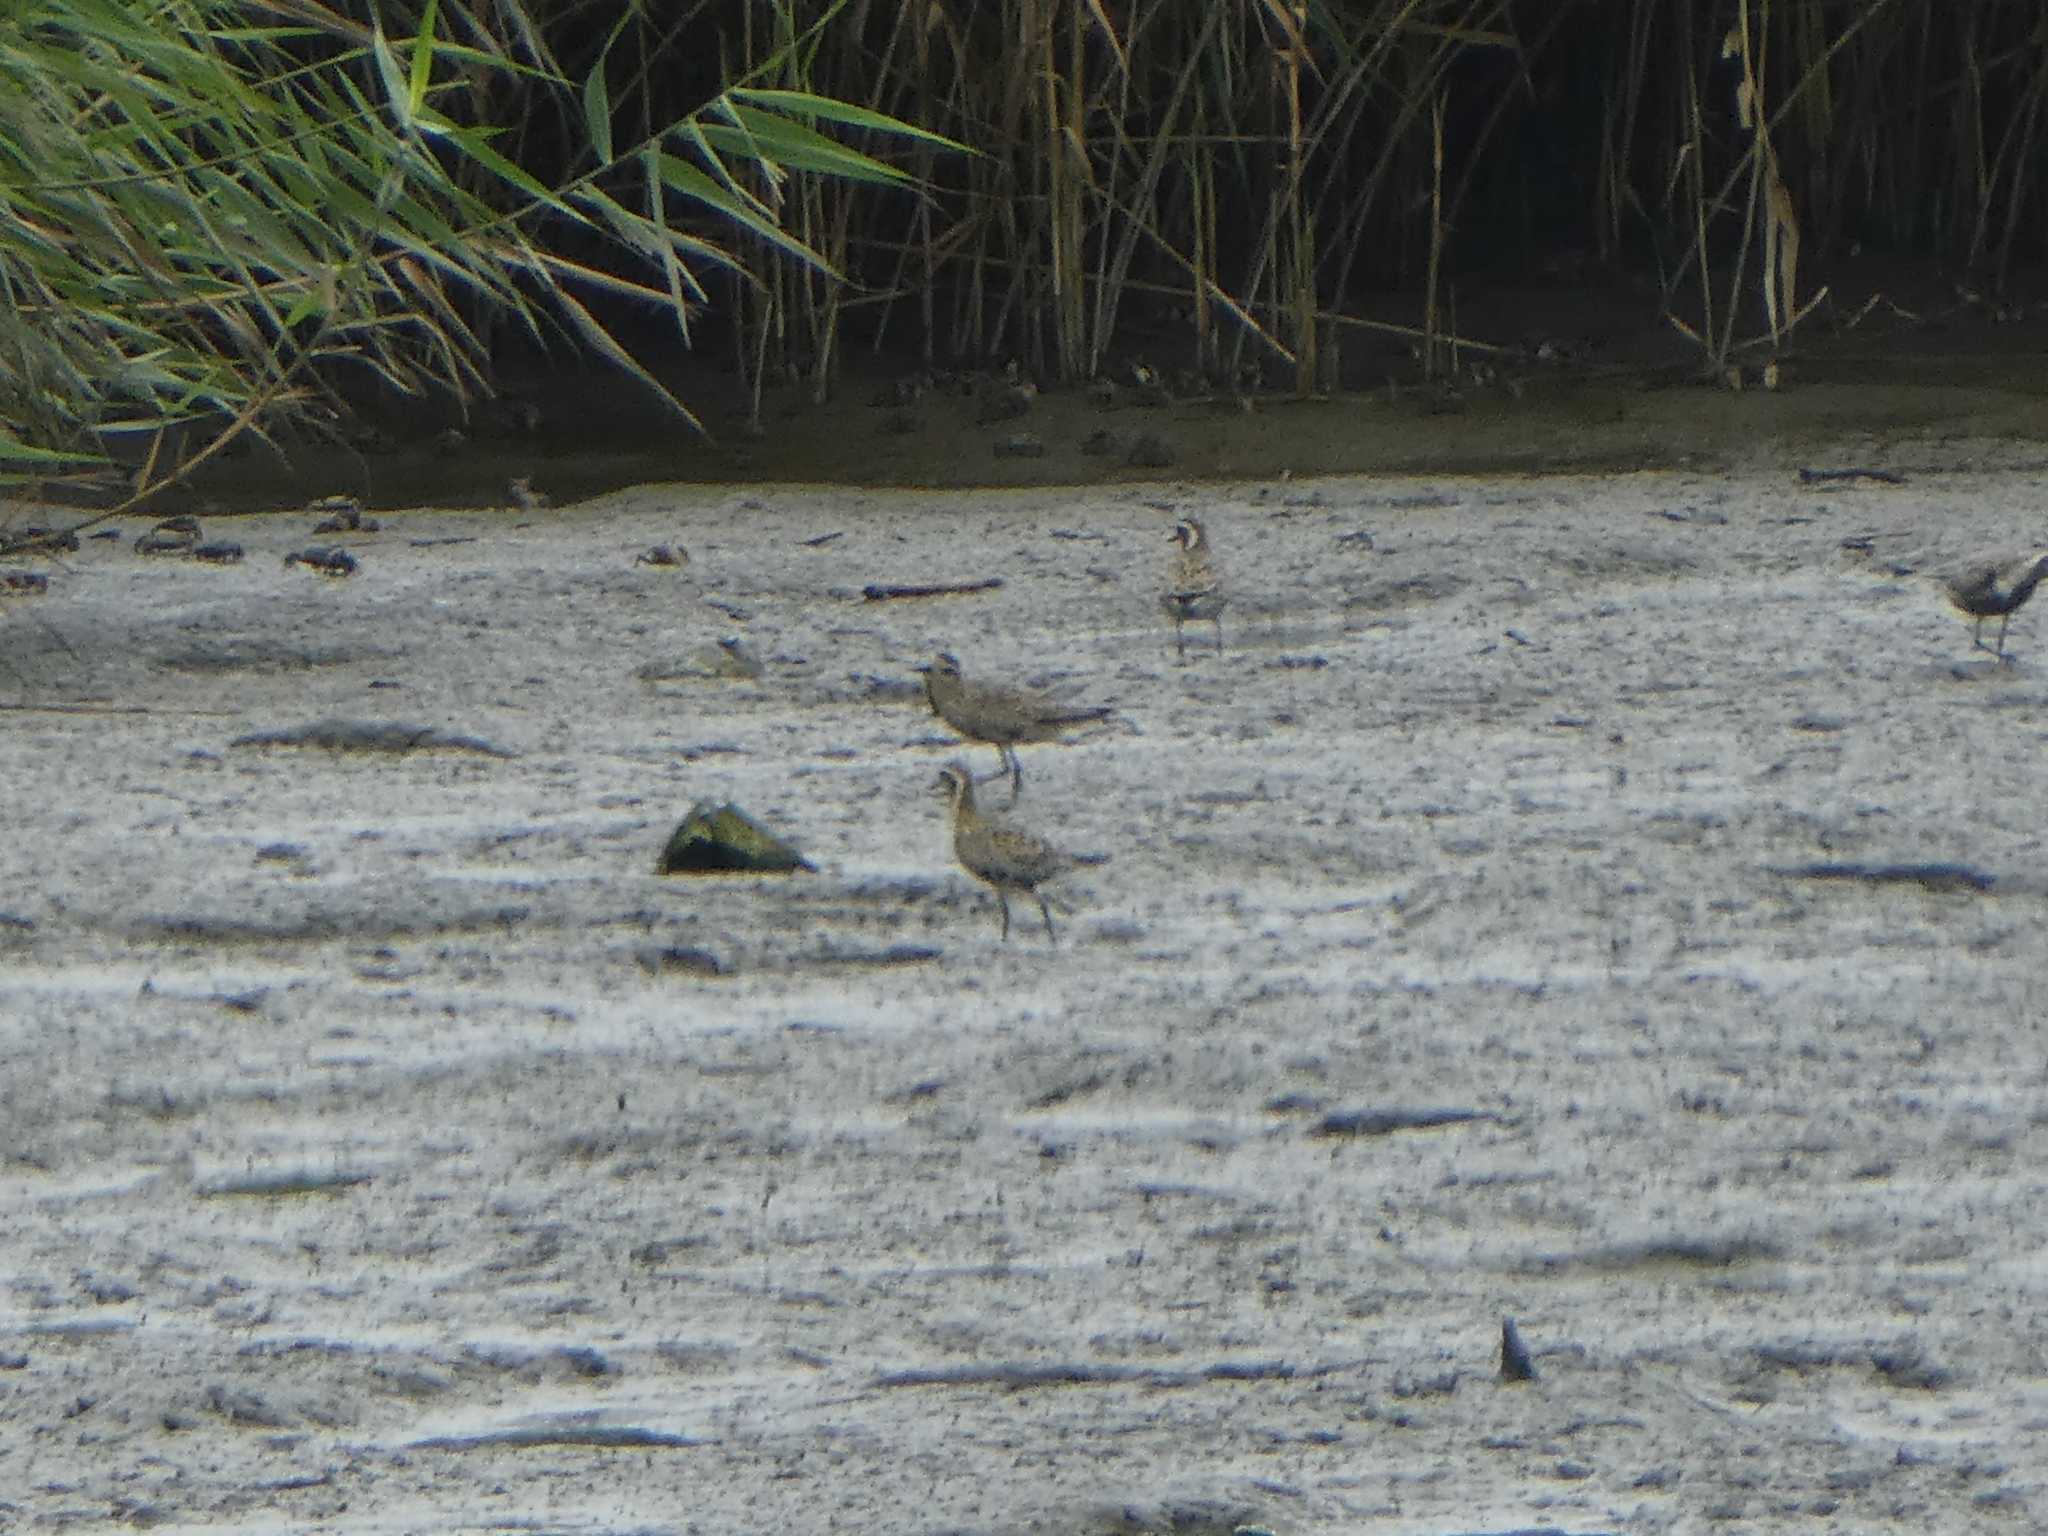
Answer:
top-left (862, 577), bottom-right (1004, 602)
top-left (872, 1357), bottom-right (1338, 1390)
top-left (1312, 1105), bottom-right (1499, 1137)
top-left (0, 700), bottom-right (236, 716)
top-left (1774, 860), bottom-right (1993, 892)
top-left (231, 718), bottom-right (517, 757)
top-left (1797, 466), bottom-right (1906, 486)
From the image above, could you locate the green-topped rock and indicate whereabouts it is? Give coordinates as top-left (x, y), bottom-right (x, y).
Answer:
top-left (656, 803), bottom-right (815, 875)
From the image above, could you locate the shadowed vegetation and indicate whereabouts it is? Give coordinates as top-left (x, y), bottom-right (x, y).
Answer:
top-left (0, 0), bottom-right (951, 518)
top-left (711, 0), bottom-right (2048, 390)
top-left (5, 0), bottom-right (2046, 521)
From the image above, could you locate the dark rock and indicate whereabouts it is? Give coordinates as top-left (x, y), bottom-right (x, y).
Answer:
top-left (1500, 1316), bottom-right (1538, 1381)
top-left (657, 803), bottom-right (814, 875)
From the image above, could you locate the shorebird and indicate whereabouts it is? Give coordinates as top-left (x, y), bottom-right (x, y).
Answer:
top-left (1939, 551), bottom-right (2048, 659)
top-left (919, 652), bottom-right (1111, 803)
top-left (933, 760), bottom-right (1078, 942)
top-left (507, 476), bottom-right (551, 513)
top-left (1162, 515), bottom-right (1226, 660)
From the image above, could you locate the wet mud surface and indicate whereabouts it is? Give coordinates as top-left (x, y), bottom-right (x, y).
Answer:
top-left (2, 456), bottom-right (2046, 1532)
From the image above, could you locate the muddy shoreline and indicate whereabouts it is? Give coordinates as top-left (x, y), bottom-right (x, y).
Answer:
top-left (2, 450), bottom-right (2045, 1532)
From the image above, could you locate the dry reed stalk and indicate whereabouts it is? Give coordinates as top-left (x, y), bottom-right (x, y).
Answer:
top-left (1048, 0), bottom-right (1088, 380)
top-left (1422, 89), bottom-right (1445, 383)
top-left (1085, 3), bottom-right (1225, 380)
top-left (1270, 2), bottom-right (1317, 395)
top-left (1318, 5), bottom-right (1518, 328)
top-left (461, 0), bottom-right (2047, 423)
top-left (1189, 104), bottom-right (1217, 380)
top-left (1718, 2), bottom-right (1798, 355)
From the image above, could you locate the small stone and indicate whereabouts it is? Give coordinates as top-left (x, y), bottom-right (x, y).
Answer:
top-left (305, 495), bottom-right (361, 522)
top-left (1500, 1316), bottom-right (1537, 1382)
top-left (656, 803), bottom-right (814, 875)
top-left (636, 945), bottom-right (727, 977)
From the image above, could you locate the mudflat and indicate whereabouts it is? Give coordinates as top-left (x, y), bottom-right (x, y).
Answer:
top-left (2, 448), bottom-right (2045, 1532)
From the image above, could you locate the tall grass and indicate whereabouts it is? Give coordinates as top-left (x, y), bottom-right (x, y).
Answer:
top-left (797, 0), bottom-right (2048, 387)
top-left (0, 0), bottom-right (951, 518)
top-left (8, 0), bottom-right (2047, 517)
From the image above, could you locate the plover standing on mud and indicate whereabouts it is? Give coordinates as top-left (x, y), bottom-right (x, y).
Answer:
top-left (1163, 515), bottom-right (1227, 660)
top-left (919, 652), bottom-right (1112, 803)
top-left (1939, 551), bottom-right (2048, 659)
top-left (933, 760), bottom-right (1080, 942)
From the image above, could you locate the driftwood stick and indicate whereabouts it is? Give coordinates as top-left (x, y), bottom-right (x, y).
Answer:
top-left (1774, 861), bottom-right (1993, 892)
top-left (0, 700), bottom-right (235, 717)
top-left (1797, 466), bottom-right (1906, 486)
top-left (862, 577), bottom-right (1004, 602)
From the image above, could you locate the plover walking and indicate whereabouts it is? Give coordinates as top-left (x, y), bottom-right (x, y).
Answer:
top-left (933, 760), bottom-right (1079, 942)
top-left (919, 652), bottom-right (1111, 802)
top-left (1163, 515), bottom-right (1227, 660)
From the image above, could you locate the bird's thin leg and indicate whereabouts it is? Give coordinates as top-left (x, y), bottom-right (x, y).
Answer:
top-left (1035, 893), bottom-right (1057, 944)
top-left (1998, 612), bottom-right (2013, 659)
top-left (1005, 745), bottom-right (1023, 803)
top-left (1212, 615), bottom-right (1225, 654)
top-left (1173, 617), bottom-right (1186, 663)
top-left (996, 890), bottom-right (1012, 941)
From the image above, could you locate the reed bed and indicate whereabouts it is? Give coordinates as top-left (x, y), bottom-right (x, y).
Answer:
top-left (0, 0), bottom-right (940, 513)
top-left (5, 0), bottom-right (2048, 501)
top-left (727, 0), bottom-right (2048, 388)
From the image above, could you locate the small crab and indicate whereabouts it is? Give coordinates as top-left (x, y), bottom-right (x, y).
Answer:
top-left (634, 544), bottom-right (691, 569)
top-left (307, 495), bottom-right (365, 534)
top-left (708, 635), bottom-right (764, 679)
top-left (284, 546), bottom-right (358, 577)
top-left (17, 525), bottom-right (80, 553)
top-left (136, 516), bottom-right (201, 556)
